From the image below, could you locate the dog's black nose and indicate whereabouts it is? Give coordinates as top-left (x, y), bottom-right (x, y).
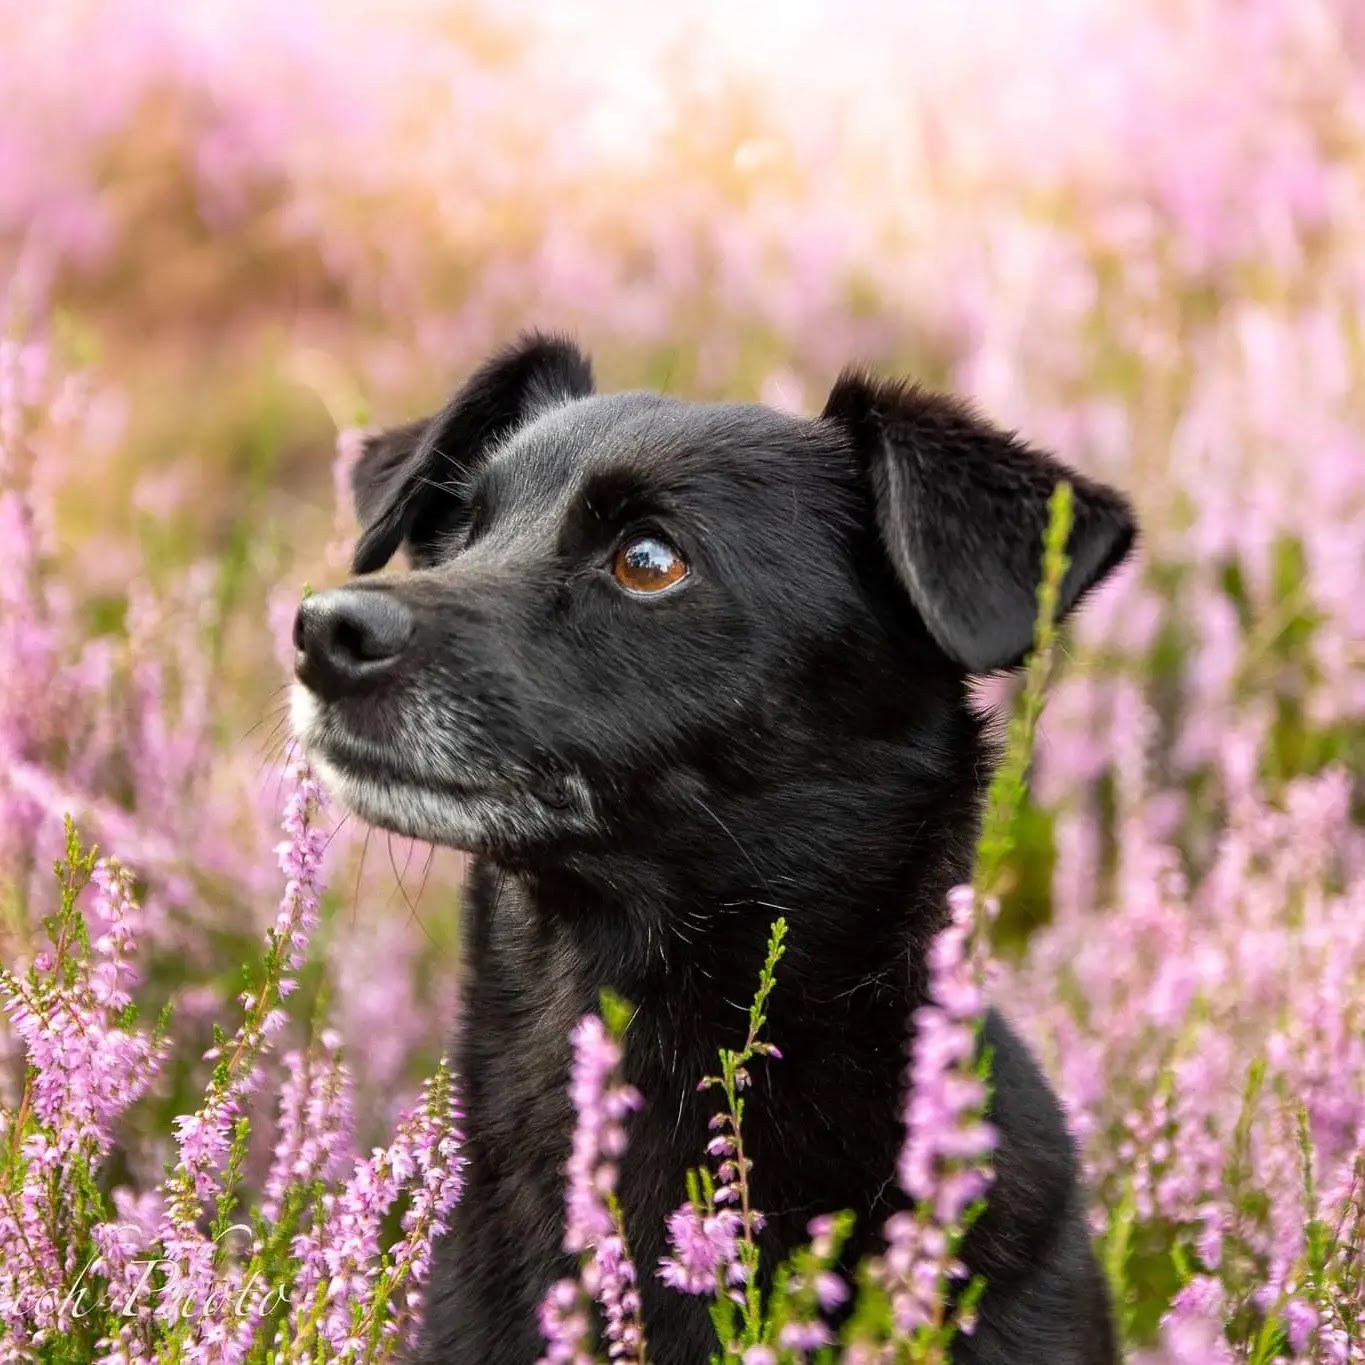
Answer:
top-left (293, 588), bottom-right (414, 699)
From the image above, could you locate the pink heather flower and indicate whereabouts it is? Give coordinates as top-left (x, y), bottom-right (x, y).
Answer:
top-left (805, 1213), bottom-right (852, 1318)
top-left (895, 889), bottom-right (997, 1223)
top-left (288, 1062), bottom-right (463, 1360)
top-left (698, 1110), bottom-right (764, 1231)
top-left (544, 1012), bottom-right (644, 1364)
top-left (564, 1015), bottom-right (641, 1252)
top-left (874, 885), bottom-right (996, 1336)
top-left (779, 1320), bottom-right (834, 1350)
top-left (2, 858), bottom-right (161, 1151)
top-left (389, 1069), bottom-right (466, 1346)
top-left (1156, 1275), bottom-right (1236, 1364)
top-left (261, 1032), bottom-right (356, 1223)
top-left (839, 1350), bottom-right (884, 1365)
top-left (658, 1203), bottom-right (744, 1294)
top-left (585, 1230), bottom-right (643, 1363)
top-left (537, 1278), bottom-right (593, 1365)
top-left (161, 758), bottom-right (328, 1213)
top-left (108, 757), bottom-right (330, 1347)
top-left (219, 1035), bottom-right (360, 1353)
top-left (0, 855), bottom-right (165, 1346)
top-left (1285, 1298), bottom-right (1317, 1353)
top-left (814, 1271), bottom-right (849, 1312)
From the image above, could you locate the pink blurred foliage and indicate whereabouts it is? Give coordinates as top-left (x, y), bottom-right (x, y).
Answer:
top-left (0, 0), bottom-right (1363, 1356)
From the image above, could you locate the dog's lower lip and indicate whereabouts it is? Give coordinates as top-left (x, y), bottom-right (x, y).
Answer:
top-left (320, 752), bottom-right (489, 799)
top-left (304, 727), bottom-right (519, 802)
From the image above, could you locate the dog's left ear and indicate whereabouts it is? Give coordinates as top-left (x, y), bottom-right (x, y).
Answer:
top-left (351, 333), bottom-right (595, 573)
top-left (823, 372), bottom-right (1136, 673)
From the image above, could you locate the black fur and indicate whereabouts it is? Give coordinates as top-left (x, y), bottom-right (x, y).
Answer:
top-left (293, 332), bottom-right (1135, 1362)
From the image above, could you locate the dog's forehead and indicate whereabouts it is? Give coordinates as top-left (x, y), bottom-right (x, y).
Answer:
top-left (483, 392), bottom-right (812, 507)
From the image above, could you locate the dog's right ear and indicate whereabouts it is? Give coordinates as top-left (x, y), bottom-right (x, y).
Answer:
top-left (823, 372), bottom-right (1136, 672)
top-left (351, 333), bottom-right (595, 573)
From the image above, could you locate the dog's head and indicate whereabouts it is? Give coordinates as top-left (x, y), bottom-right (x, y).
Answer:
top-left (291, 333), bottom-right (1134, 863)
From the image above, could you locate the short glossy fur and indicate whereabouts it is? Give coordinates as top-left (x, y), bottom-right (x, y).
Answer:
top-left (290, 334), bottom-right (1135, 1363)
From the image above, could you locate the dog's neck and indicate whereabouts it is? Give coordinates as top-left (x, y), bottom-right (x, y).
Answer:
top-left (498, 722), bottom-right (986, 1030)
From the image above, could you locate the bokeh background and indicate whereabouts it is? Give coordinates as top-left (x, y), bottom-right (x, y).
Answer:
top-left (3, 1), bottom-right (1364, 1355)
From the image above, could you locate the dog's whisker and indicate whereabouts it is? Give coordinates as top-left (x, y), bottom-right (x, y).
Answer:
top-left (399, 831), bottom-right (418, 885)
top-left (688, 793), bottom-right (777, 899)
top-left (254, 715), bottom-right (292, 772)
top-left (413, 843), bottom-right (437, 908)
top-left (383, 829), bottom-right (437, 945)
top-left (352, 825), bottom-right (374, 927)
top-left (317, 811), bottom-right (353, 862)
top-left (240, 695), bottom-right (291, 747)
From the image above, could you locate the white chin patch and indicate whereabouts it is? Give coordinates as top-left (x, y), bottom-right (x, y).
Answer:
top-left (288, 681), bottom-right (590, 852)
top-left (290, 683), bottom-right (322, 748)
top-left (311, 752), bottom-right (518, 848)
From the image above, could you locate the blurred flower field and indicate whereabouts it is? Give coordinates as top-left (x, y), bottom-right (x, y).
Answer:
top-left (1, 0), bottom-right (1363, 1359)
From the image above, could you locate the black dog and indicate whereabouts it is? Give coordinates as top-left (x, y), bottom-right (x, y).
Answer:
top-left (291, 334), bottom-right (1134, 1363)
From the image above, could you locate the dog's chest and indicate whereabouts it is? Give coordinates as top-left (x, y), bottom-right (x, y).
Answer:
top-left (456, 867), bottom-right (723, 1216)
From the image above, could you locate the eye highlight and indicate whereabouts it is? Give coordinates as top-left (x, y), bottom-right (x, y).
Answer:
top-left (611, 536), bottom-right (688, 595)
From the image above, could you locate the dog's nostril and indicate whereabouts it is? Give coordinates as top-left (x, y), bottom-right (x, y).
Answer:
top-left (333, 616), bottom-right (372, 662)
top-left (340, 593), bottom-right (413, 663)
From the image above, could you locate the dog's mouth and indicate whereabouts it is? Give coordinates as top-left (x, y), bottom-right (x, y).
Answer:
top-left (290, 684), bottom-right (595, 854)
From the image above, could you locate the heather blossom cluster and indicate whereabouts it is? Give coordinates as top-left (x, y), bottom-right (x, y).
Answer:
top-left (659, 1200), bottom-right (744, 1298)
top-left (872, 887), bottom-right (997, 1347)
top-left (541, 1005), bottom-right (645, 1365)
top-left (0, 846), bottom-right (163, 1347)
top-left (167, 759), bottom-right (327, 1209)
top-left (0, 770), bottom-right (464, 1363)
top-left (284, 1061), bottom-right (465, 1359)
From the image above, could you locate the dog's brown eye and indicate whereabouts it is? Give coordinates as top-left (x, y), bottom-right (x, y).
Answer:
top-left (612, 537), bottom-right (688, 594)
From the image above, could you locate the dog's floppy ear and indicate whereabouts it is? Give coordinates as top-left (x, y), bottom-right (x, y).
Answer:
top-left (823, 372), bottom-right (1136, 673)
top-left (351, 332), bottom-right (595, 573)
